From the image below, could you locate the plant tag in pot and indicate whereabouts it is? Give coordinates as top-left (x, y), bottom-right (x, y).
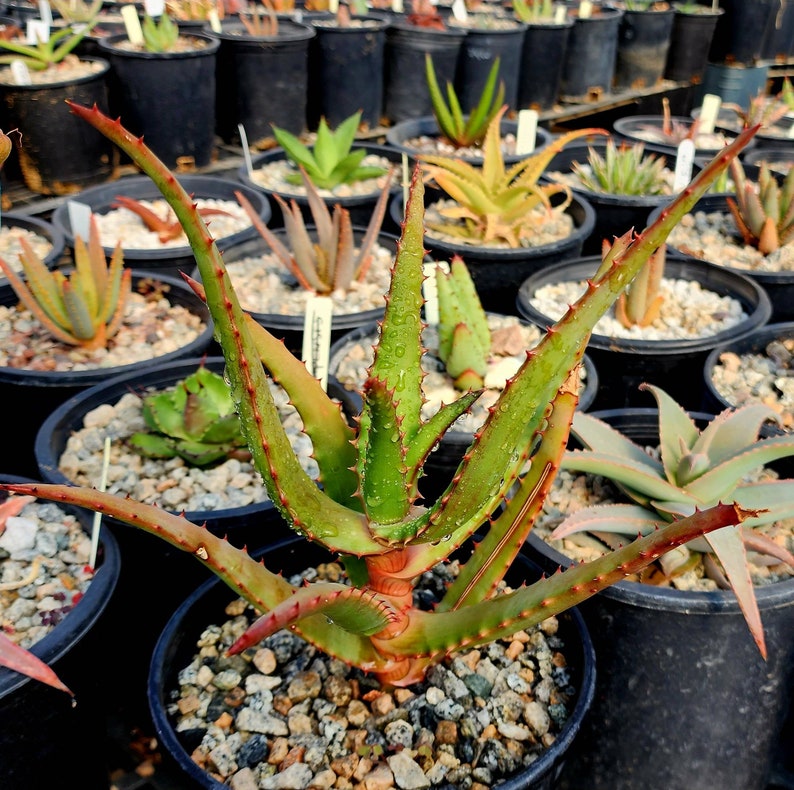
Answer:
top-left (673, 139), bottom-right (695, 192)
top-left (238, 124), bottom-right (254, 178)
top-left (67, 200), bottom-right (92, 241)
top-left (579, 0), bottom-right (592, 19)
top-left (393, 0), bottom-right (403, 12)
top-left (698, 93), bottom-right (721, 136)
top-left (10, 60), bottom-right (31, 85)
top-left (516, 110), bottom-right (538, 155)
top-left (422, 260), bottom-right (449, 325)
top-left (303, 295), bottom-right (333, 391)
top-left (208, 9), bottom-right (221, 32)
top-left (37, 1), bottom-right (52, 27)
top-left (328, 0), bottom-right (339, 12)
top-left (554, 4), bottom-right (566, 23)
top-left (144, 0), bottom-right (165, 15)
top-left (122, 5), bottom-right (145, 46)
top-left (452, 0), bottom-right (467, 22)
top-left (26, 19), bottom-right (49, 43)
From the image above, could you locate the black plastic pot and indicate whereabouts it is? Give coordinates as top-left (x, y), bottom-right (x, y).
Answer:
top-left (390, 186), bottom-right (596, 314)
top-left (307, 15), bottom-right (387, 130)
top-left (693, 61), bottom-right (770, 109)
top-left (384, 114), bottom-right (553, 165)
top-left (34, 357), bottom-right (295, 725)
top-left (207, 20), bottom-right (315, 147)
top-left (516, 255), bottom-right (772, 411)
top-left (523, 407), bottom-right (794, 790)
top-left (99, 32), bottom-right (219, 169)
top-left (148, 534), bottom-right (597, 789)
top-left (541, 137), bottom-right (704, 255)
top-left (452, 20), bottom-right (526, 111)
top-left (692, 105), bottom-right (794, 152)
top-left (382, 21), bottom-right (467, 124)
top-left (709, 0), bottom-right (779, 65)
top-left (559, 4), bottom-right (623, 102)
top-left (762, 0), bottom-right (794, 60)
top-left (50, 173), bottom-right (271, 279)
top-left (518, 19), bottom-right (573, 110)
top-left (648, 193), bottom-right (794, 322)
top-left (237, 143), bottom-right (403, 231)
top-left (663, 4), bottom-right (723, 84)
top-left (0, 475), bottom-right (121, 789)
top-left (0, 271), bottom-right (213, 479)
top-left (613, 6), bottom-right (675, 92)
top-left (0, 57), bottom-right (116, 196)
top-left (0, 212), bottom-right (66, 276)
top-left (743, 146), bottom-right (794, 174)
top-left (194, 228), bottom-right (398, 355)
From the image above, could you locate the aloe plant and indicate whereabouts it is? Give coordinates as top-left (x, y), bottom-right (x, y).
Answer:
top-left (272, 110), bottom-right (386, 190)
top-left (512, 0), bottom-right (556, 22)
top-left (0, 103), bottom-right (762, 700)
top-left (129, 364), bottom-right (250, 466)
top-left (233, 166), bottom-right (392, 294)
top-left (420, 106), bottom-right (608, 247)
top-left (0, 22), bottom-right (96, 70)
top-left (572, 139), bottom-right (670, 196)
top-left (0, 215), bottom-right (131, 350)
top-left (238, 2), bottom-right (279, 35)
top-left (425, 53), bottom-right (504, 148)
top-left (551, 383), bottom-right (794, 657)
top-left (141, 13), bottom-right (180, 52)
top-left (726, 158), bottom-right (794, 255)
top-left (48, 0), bottom-right (103, 24)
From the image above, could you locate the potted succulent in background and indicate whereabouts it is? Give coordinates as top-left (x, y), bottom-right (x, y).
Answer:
top-left (0, 102), bottom-right (760, 789)
top-left (612, 0), bottom-right (675, 92)
top-left (662, 0), bottom-right (723, 85)
top-left (525, 385), bottom-right (794, 790)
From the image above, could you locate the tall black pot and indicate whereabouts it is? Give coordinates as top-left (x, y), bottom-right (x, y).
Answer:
top-left (559, 4), bottom-right (623, 102)
top-left (523, 407), bottom-right (794, 790)
top-left (762, 0), bottom-right (794, 60)
top-left (99, 32), bottom-right (219, 169)
top-left (709, 0), bottom-right (780, 65)
top-left (148, 534), bottom-right (597, 789)
top-left (307, 15), bottom-right (387, 130)
top-left (515, 255), bottom-right (773, 411)
top-left (382, 21), bottom-right (467, 124)
top-left (0, 57), bottom-right (116, 196)
top-left (663, 4), bottom-right (724, 83)
top-left (613, 6), bottom-right (675, 91)
top-left (518, 19), bottom-right (573, 110)
top-left (207, 20), bottom-right (315, 147)
top-left (0, 475), bottom-right (121, 789)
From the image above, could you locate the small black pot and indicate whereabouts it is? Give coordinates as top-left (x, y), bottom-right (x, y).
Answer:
top-left (743, 147), bottom-right (794, 173)
top-left (0, 271), bottom-right (213, 479)
top-left (148, 534), bottom-right (597, 789)
top-left (613, 6), bottom-right (675, 92)
top-left (663, 4), bottom-right (723, 84)
top-left (708, 0), bottom-right (779, 66)
top-left (390, 186), bottom-right (596, 314)
top-left (518, 19), bottom-right (573, 110)
top-left (50, 173), bottom-right (271, 279)
top-left (237, 143), bottom-right (403, 231)
top-left (0, 212), bottom-right (66, 276)
top-left (515, 255), bottom-right (772, 411)
top-left (0, 475), bottom-right (121, 789)
top-left (693, 61), bottom-right (771, 111)
top-left (522, 407), bottom-right (794, 790)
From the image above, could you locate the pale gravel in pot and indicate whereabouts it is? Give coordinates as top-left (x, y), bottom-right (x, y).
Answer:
top-left (0, 55), bottom-right (103, 85)
top-left (398, 134), bottom-right (520, 160)
top-left (0, 226), bottom-right (53, 279)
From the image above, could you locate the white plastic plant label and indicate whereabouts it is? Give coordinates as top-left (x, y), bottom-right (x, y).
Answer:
top-left (328, 0), bottom-right (339, 11)
top-left (26, 19), bottom-right (49, 44)
top-left (579, 0), bottom-right (592, 18)
top-left (10, 60), bottom-right (31, 85)
top-left (302, 295), bottom-right (333, 391)
top-left (238, 123), bottom-right (254, 177)
top-left (122, 4), bottom-right (145, 45)
top-left (673, 139), bottom-right (695, 192)
top-left (144, 0), bottom-right (165, 16)
top-left (208, 9), bottom-right (221, 32)
top-left (698, 93), bottom-right (721, 136)
top-left (554, 3), bottom-right (567, 23)
top-left (422, 260), bottom-right (449, 326)
top-left (452, 0), bottom-right (467, 21)
top-left (67, 200), bottom-right (92, 241)
top-left (37, 1), bottom-right (52, 27)
top-left (392, 0), bottom-right (403, 12)
top-left (516, 109), bottom-right (538, 155)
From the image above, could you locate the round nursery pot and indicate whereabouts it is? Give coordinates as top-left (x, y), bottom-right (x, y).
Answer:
top-left (50, 174), bottom-right (271, 279)
top-left (385, 115), bottom-right (553, 165)
top-left (523, 408), bottom-right (794, 790)
top-left (99, 32), bottom-right (219, 169)
top-left (613, 6), bottom-right (675, 92)
top-left (663, 4), bottom-right (723, 84)
top-left (708, 0), bottom-right (779, 66)
top-left (693, 61), bottom-right (771, 111)
top-left (743, 146), bottom-right (794, 176)
top-left (34, 357), bottom-right (295, 723)
top-left (0, 56), bottom-right (116, 196)
top-left (390, 187), bottom-right (596, 315)
top-left (518, 19), bottom-right (573, 110)
top-left (382, 21), bottom-right (467, 124)
top-left (0, 270), bottom-right (213, 479)
top-left (540, 137), bottom-right (703, 256)
top-left (207, 20), bottom-right (316, 147)
top-left (649, 193), bottom-right (794, 323)
top-left (237, 143), bottom-right (403, 231)
top-left (559, 4), bottom-right (623, 103)
top-left (148, 534), bottom-right (597, 789)
top-left (515, 255), bottom-right (772, 411)
top-left (307, 15), bottom-right (387, 130)
top-left (0, 475), bottom-right (121, 789)
top-left (0, 212), bottom-right (66, 279)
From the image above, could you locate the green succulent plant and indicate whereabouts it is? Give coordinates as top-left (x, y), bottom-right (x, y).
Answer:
top-left (272, 111), bottom-right (387, 191)
top-left (233, 166), bottom-right (393, 295)
top-left (420, 106), bottom-right (608, 247)
top-left (551, 383), bottom-right (794, 657)
top-left (1, 103), bottom-right (761, 701)
top-left (0, 22), bottom-right (96, 69)
top-left (141, 13), bottom-right (180, 52)
top-left (512, 0), bottom-right (556, 22)
top-left (0, 214), bottom-right (131, 349)
top-left (572, 139), bottom-right (670, 196)
top-left (425, 53), bottom-right (505, 149)
top-left (129, 364), bottom-right (251, 467)
top-left (727, 158), bottom-right (794, 255)
top-left (434, 255), bottom-right (491, 390)
top-left (48, 0), bottom-right (103, 24)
